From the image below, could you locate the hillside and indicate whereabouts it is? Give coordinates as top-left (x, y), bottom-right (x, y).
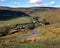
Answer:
top-left (0, 6), bottom-right (58, 26)
top-left (0, 6), bottom-right (58, 21)
top-left (0, 10), bottom-right (29, 21)
top-left (30, 9), bottom-right (60, 24)
top-left (0, 6), bottom-right (59, 27)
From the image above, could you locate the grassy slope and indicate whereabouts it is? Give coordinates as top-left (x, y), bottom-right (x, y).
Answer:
top-left (0, 17), bottom-right (31, 27)
top-left (30, 9), bottom-right (60, 24)
top-left (0, 24), bottom-right (60, 48)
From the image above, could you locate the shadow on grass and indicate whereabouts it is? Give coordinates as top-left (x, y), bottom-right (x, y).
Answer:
top-left (0, 10), bottom-right (30, 21)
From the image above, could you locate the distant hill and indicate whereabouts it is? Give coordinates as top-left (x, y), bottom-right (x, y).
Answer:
top-left (0, 6), bottom-right (59, 21)
top-left (0, 6), bottom-right (58, 14)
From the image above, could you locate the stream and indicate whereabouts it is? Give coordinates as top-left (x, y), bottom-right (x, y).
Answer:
top-left (15, 30), bottom-right (40, 40)
top-left (0, 30), bottom-right (40, 42)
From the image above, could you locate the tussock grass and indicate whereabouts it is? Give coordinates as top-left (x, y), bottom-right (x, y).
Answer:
top-left (0, 23), bottom-right (60, 48)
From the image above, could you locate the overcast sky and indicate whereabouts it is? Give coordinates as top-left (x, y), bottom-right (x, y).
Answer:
top-left (0, 0), bottom-right (60, 7)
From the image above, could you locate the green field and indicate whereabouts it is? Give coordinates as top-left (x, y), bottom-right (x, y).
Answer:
top-left (0, 17), bottom-right (31, 27)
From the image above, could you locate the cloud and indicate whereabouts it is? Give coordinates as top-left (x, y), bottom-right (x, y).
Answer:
top-left (12, 2), bottom-right (20, 5)
top-left (49, 1), bottom-right (55, 5)
top-left (34, 3), bottom-right (49, 7)
top-left (0, 0), bottom-right (6, 2)
top-left (28, 0), bottom-right (55, 7)
top-left (34, 1), bottom-right (55, 7)
top-left (29, 0), bottom-right (42, 4)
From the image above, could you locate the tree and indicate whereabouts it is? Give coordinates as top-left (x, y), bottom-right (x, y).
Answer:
top-left (43, 19), bottom-right (50, 25)
top-left (0, 26), bottom-right (10, 36)
top-left (28, 23), bottom-right (35, 30)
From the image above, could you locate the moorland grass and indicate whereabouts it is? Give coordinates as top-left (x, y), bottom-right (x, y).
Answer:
top-left (0, 36), bottom-right (60, 48)
top-left (0, 24), bottom-right (60, 48)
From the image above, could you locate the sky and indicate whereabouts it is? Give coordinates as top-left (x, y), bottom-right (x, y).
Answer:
top-left (0, 0), bottom-right (60, 8)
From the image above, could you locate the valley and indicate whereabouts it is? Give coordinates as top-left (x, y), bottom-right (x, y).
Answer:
top-left (0, 6), bottom-right (60, 48)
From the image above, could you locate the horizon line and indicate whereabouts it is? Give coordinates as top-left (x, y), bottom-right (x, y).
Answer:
top-left (0, 6), bottom-right (60, 8)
